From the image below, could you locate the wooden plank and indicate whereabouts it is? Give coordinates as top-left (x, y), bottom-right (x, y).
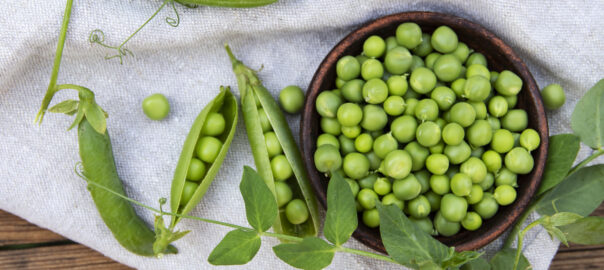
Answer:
top-left (0, 210), bottom-right (66, 246)
top-left (0, 244), bottom-right (132, 270)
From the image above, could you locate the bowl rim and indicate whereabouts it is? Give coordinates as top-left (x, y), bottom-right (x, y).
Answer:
top-left (300, 11), bottom-right (548, 252)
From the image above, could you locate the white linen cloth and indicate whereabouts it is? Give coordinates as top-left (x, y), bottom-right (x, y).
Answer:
top-left (1, 0), bottom-right (603, 269)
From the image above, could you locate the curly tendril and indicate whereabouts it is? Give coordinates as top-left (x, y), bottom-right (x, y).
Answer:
top-left (165, 0), bottom-right (180, 27)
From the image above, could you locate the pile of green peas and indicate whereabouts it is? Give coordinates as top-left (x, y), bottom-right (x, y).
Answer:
top-left (180, 112), bottom-right (227, 206)
top-left (313, 23), bottom-right (541, 236)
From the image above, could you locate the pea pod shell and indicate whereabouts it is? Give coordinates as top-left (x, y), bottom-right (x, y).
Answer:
top-left (170, 88), bottom-right (238, 225)
top-left (79, 118), bottom-right (177, 256)
top-left (175, 0), bottom-right (276, 8)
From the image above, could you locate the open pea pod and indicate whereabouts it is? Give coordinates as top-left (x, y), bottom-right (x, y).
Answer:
top-left (226, 45), bottom-right (320, 238)
top-left (170, 87), bottom-right (238, 224)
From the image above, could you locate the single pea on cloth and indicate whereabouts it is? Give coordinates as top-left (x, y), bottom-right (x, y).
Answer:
top-left (1, 0), bottom-right (603, 269)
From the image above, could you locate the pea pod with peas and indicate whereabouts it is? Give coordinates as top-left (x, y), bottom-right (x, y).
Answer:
top-left (225, 45), bottom-right (320, 238)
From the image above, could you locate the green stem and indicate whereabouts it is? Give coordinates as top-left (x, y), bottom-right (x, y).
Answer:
top-left (514, 220), bottom-right (540, 270)
top-left (338, 246), bottom-right (398, 264)
top-left (567, 148), bottom-right (604, 176)
top-left (117, 0), bottom-right (169, 51)
top-left (56, 84), bottom-right (90, 92)
top-left (504, 202), bottom-right (537, 248)
top-left (35, 0), bottom-right (73, 124)
top-left (261, 232), bottom-right (304, 243)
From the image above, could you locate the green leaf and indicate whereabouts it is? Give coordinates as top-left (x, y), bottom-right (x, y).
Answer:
top-left (273, 237), bottom-right (335, 270)
top-left (490, 248), bottom-right (531, 270)
top-left (152, 215), bottom-right (190, 257)
top-left (48, 99), bottom-right (79, 115)
top-left (208, 229), bottom-right (261, 265)
top-left (536, 165), bottom-right (604, 216)
top-left (376, 203), bottom-right (449, 268)
top-left (561, 216), bottom-right (604, 245)
top-left (84, 104), bottom-right (107, 134)
top-left (547, 212), bottom-right (583, 227)
top-left (571, 79), bottom-right (604, 149)
top-left (461, 257), bottom-right (491, 270)
top-left (323, 172), bottom-right (357, 246)
top-left (442, 251), bottom-right (483, 269)
top-left (240, 166), bottom-right (278, 232)
top-left (537, 134), bottom-right (581, 195)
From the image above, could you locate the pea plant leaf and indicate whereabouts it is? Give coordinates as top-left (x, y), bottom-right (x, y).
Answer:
top-left (239, 166), bottom-right (278, 232)
top-left (571, 78), bottom-right (604, 149)
top-left (442, 250), bottom-right (483, 269)
top-left (537, 134), bottom-right (581, 195)
top-left (376, 203), bottom-right (449, 268)
top-left (537, 212), bottom-right (583, 246)
top-left (323, 172), bottom-right (358, 246)
top-left (490, 248), bottom-right (531, 270)
top-left (461, 257), bottom-right (491, 270)
top-left (208, 229), bottom-right (261, 265)
top-left (560, 216), bottom-right (604, 245)
top-left (536, 165), bottom-right (604, 216)
top-left (273, 237), bottom-right (335, 270)
top-left (84, 103), bottom-right (107, 134)
top-left (48, 99), bottom-right (79, 115)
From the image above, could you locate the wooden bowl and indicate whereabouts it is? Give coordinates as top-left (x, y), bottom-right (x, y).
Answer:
top-left (300, 11), bottom-right (548, 252)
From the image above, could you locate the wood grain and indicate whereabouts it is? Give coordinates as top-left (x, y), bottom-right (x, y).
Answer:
top-left (0, 210), bottom-right (66, 246)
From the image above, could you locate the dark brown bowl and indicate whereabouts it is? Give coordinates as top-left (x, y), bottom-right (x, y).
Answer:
top-left (300, 11), bottom-right (548, 252)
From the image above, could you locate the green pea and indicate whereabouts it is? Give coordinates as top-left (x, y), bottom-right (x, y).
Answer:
top-left (336, 55), bottom-right (361, 81)
top-left (285, 199), bottom-right (309, 225)
top-left (346, 178), bottom-right (360, 197)
top-left (356, 55), bottom-right (369, 66)
top-left (466, 185), bottom-right (484, 205)
top-left (465, 64), bottom-right (490, 79)
top-left (435, 211), bottom-right (461, 236)
top-left (431, 26), bottom-right (458, 53)
top-left (316, 91), bottom-right (342, 118)
top-left (431, 86), bottom-right (456, 111)
top-left (440, 194), bottom-right (468, 222)
top-left (362, 78), bottom-right (388, 104)
top-left (433, 54), bottom-right (462, 82)
top-left (426, 154), bottom-right (449, 175)
top-left (275, 181), bottom-right (293, 207)
top-left (425, 191), bottom-right (442, 211)
top-left (196, 136), bottom-right (223, 163)
top-left (396, 22), bottom-right (423, 49)
top-left (314, 145), bottom-right (342, 173)
top-left (202, 112), bottom-right (226, 136)
top-left (444, 140), bottom-right (471, 164)
top-left (470, 101), bottom-right (487, 120)
top-left (361, 104), bottom-right (388, 131)
top-left (265, 131), bottom-right (283, 158)
top-left (363, 35), bottom-right (386, 58)
top-left (410, 55), bottom-right (425, 71)
top-left (504, 95), bottom-right (518, 108)
top-left (465, 52), bottom-right (487, 67)
top-left (359, 174), bottom-right (378, 189)
top-left (482, 150), bottom-right (502, 173)
top-left (403, 98), bottom-right (419, 116)
top-left (142, 93), bottom-right (170, 120)
top-left (504, 147), bottom-right (534, 174)
top-left (335, 77), bottom-right (347, 89)
top-left (541, 83), bottom-right (565, 110)
top-left (495, 167), bottom-right (517, 187)
top-left (186, 158), bottom-right (206, 181)
top-left (380, 150), bottom-right (413, 179)
top-left (343, 152), bottom-right (370, 179)
top-left (358, 188), bottom-right (379, 209)
top-left (317, 133), bottom-right (340, 149)
top-left (463, 75), bottom-right (491, 102)
top-left (494, 185), bottom-right (517, 206)
top-left (339, 135), bottom-right (356, 155)
top-left (450, 78), bottom-right (466, 98)
top-left (460, 157), bottom-right (488, 183)
top-left (341, 79), bottom-right (364, 103)
top-left (501, 109), bottom-right (528, 132)
top-left (404, 141), bottom-right (430, 171)
top-left (488, 96), bottom-right (508, 117)
top-left (382, 193), bottom-right (404, 210)
top-left (257, 107), bottom-right (272, 132)
top-left (383, 96), bottom-right (406, 116)
top-left (474, 193), bottom-right (499, 219)
top-left (430, 174), bottom-right (450, 195)
top-left (373, 133), bottom-right (398, 159)
top-left (320, 117), bottom-right (341, 136)
top-left (362, 208), bottom-right (380, 228)
top-left (385, 36), bottom-right (398, 51)
top-left (461, 212), bottom-right (482, 231)
top-left (431, 140), bottom-right (445, 154)
top-left (374, 177), bottom-right (392, 196)
top-left (451, 173), bottom-right (473, 196)
top-left (519, 129), bottom-right (540, 151)
top-left (391, 115), bottom-right (418, 143)
top-left (271, 155), bottom-right (293, 181)
top-left (467, 120), bottom-right (493, 147)
top-left (415, 170), bottom-right (431, 193)
top-left (387, 75), bottom-right (408, 96)
top-left (491, 129), bottom-right (515, 153)
top-left (410, 67), bottom-right (437, 94)
top-left (361, 59), bottom-right (384, 80)
top-left (408, 195), bottom-right (431, 218)
top-left (337, 103), bottom-right (363, 127)
top-left (413, 33), bottom-right (433, 56)
top-left (384, 46), bottom-right (413, 75)
top-left (490, 71), bottom-right (499, 84)
top-left (495, 70), bottom-right (523, 96)
top-left (279, 85), bottom-right (305, 114)
top-left (487, 115), bottom-right (501, 130)
top-left (412, 99), bottom-right (438, 122)
top-left (354, 133), bottom-right (374, 153)
top-left (416, 121), bottom-right (441, 147)
top-left (341, 125), bottom-right (361, 139)
top-left (366, 151), bottom-right (382, 171)
top-left (393, 174), bottom-right (422, 200)
top-left (450, 102), bottom-right (476, 127)
top-left (180, 181), bottom-right (198, 206)
top-left (424, 52), bottom-right (441, 70)
top-left (442, 122), bottom-right (465, 146)
top-left (480, 172), bottom-right (495, 191)
top-left (452, 42), bottom-right (470, 63)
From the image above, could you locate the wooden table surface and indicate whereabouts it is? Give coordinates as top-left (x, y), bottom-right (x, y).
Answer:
top-left (1, 205), bottom-right (603, 269)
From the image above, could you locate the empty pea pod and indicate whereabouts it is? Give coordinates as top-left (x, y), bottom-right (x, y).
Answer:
top-left (225, 45), bottom-right (320, 238)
